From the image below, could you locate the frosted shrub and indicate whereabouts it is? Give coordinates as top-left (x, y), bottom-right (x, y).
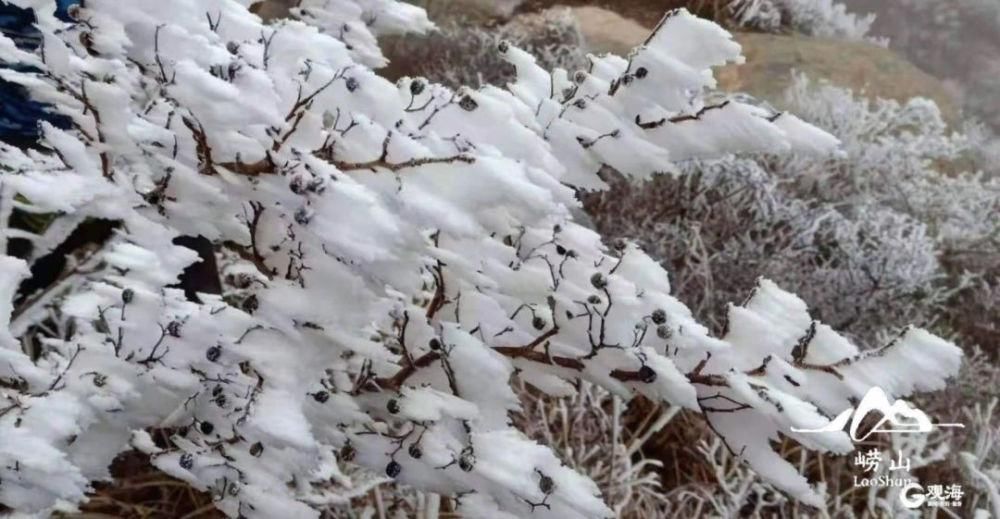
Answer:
top-left (0, 1), bottom-right (963, 517)
top-left (584, 161), bottom-right (942, 338)
top-left (781, 76), bottom-right (1000, 345)
top-left (731, 0), bottom-right (880, 43)
top-left (589, 75), bottom-right (997, 344)
top-left (960, 398), bottom-right (1000, 518)
top-left (379, 6), bottom-right (588, 88)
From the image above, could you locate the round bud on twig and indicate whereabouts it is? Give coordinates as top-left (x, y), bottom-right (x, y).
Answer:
top-left (409, 79), bottom-right (425, 96)
top-left (459, 95), bottom-right (478, 112)
top-left (538, 472), bottom-right (555, 495)
top-left (340, 444), bottom-right (356, 462)
top-left (167, 320), bottom-right (182, 337)
top-left (459, 451), bottom-right (475, 472)
top-left (590, 273), bottom-right (607, 290)
top-left (656, 325), bottom-right (672, 340)
top-left (532, 316), bottom-right (546, 331)
top-left (408, 444), bottom-right (423, 459)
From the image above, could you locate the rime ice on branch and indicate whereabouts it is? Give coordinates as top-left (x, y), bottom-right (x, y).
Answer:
top-left (0, 1), bottom-right (960, 517)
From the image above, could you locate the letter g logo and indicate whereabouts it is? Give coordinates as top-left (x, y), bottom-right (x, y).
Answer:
top-left (900, 483), bottom-right (926, 509)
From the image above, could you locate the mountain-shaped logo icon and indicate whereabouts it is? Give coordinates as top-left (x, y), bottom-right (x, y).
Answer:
top-left (791, 387), bottom-right (963, 441)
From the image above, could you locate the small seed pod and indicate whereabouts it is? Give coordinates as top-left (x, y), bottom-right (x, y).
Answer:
top-left (497, 39), bottom-right (510, 53)
top-left (312, 390), bottom-right (329, 403)
top-left (340, 444), bottom-right (356, 462)
top-left (651, 309), bottom-right (667, 325)
top-left (386, 460), bottom-right (402, 478)
top-left (226, 41), bottom-right (239, 54)
top-left (179, 453), bottom-right (194, 470)
top-left (573, 70), bottom-right (587, 84)
top-left (590, 272), bottom-right (607, 290)
top-left (231, 272), bottom-right (253, 289)
top-left (92, 373), bottom-right (107, 388)
top-left (200, 421), bottom-right (215, 435)
top-left (538, 472), bottom-right (555, 495)
top-left (573, 98), bottom-right (587, 110)
top-left (206, 345), bottom-right (222, 362)
top-left (656, 325), bottom-right (672, 340)
top-left (587, 294), bottom-right (602, 305)
top-left (307, 177), bottom-right (325, 194)
top-left (242, 294), bottom-right (259, 314)
top-left (429, 338), bottom-right (441, 351)
top-left (212, 385), bottom-right (223, 397)
top-left (459, 451), bottom-right (475, 472)
top-left (387, 398), bottom-right (401, 414)
top-left (532, 316), bottom-right (546, 331)
top-left (345, 77), bottom-right (359, 92)
top-left (294, 207), bottom-right (312, 226)
top-left (121, 288), bottom-right (135, 304)
top-left (638, 365), bottom-right (657, 384)
top-left (459, 95), bottom-right (478, 112)
top-left (408, 444), bottom-right (423, 459)
top-left (555, 244), bottom-right (567, 255)
top-left (613, 239), bottom-right (627, 251)
top-left (167, 320), bottom-right (182, 338)
top-left (634, 66), bottom-right (648, 79)
top-left (250, 442), bottom-right (264, 457)
top-left (409, 79), bottom-right (425, 96)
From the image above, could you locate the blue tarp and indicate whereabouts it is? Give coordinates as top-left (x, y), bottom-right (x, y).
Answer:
top-left (0, 1), bottom-right (76, 145)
